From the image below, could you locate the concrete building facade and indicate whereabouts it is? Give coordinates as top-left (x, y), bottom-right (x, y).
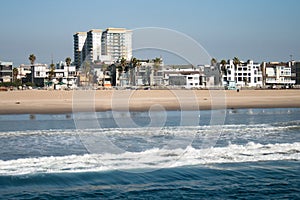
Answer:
top-left (74, 28), bottom-right (132, 68)
top-left (101, 28), bottom-right (132, 62)
top-left (73, 32), bottom-right (87, 68)
top-left (86, 29), bottom-right (103, 63)
top-left (294, 61), bottom-right (300, 85)
top-left (19, 63), bottom-right (77, 88)
top-left (262, 61), bottom-right (295, 87)
top-left (222, 60), bottom-right (263, 88)
top-left (0, 61), bottom-right (13, 83)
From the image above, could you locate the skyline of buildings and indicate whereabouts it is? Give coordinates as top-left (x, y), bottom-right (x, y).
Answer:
top-left (1, 57), bottom-right (299, 90)
top-left (1, 27), bottom-right (300, 90)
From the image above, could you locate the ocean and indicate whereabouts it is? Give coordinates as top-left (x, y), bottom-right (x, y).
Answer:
top-left (0, 108), bottom-right (299, 199)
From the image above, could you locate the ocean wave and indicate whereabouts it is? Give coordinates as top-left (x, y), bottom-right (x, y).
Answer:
top-left (0, 142), bottom-right (299, 176)
top-left (1, 120), bottom-right (299, 138)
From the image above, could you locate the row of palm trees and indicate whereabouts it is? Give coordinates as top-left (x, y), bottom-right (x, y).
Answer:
top-left (25, 54), bottom-right (73, 87)
top-left (104, 57), bottom-right (162, 86)
top-left (211, 57), bottom-right (241, 76)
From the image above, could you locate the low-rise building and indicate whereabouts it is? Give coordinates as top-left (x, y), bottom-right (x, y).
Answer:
top-left (0, 61), bottom-right (13, 83)
top-left (168, 73), bottom-right (200, 88)
top-left (222, 60), bottom-right (263, 88)
top-left (19, 62), bottom-right (77, 89)
top-left (199, 65), bottom-right (222, 87)
top-left (262, 61), bottom-right (295, 87)
top-left (164, 68), bottom-right (201, 88)
top-left (294, 61), bottom-right (300, 85)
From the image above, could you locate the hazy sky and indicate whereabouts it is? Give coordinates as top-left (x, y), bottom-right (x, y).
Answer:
top-left (0, 0), bottom-right (299, 66)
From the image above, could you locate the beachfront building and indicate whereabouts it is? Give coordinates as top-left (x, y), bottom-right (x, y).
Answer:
top-left (133, 59), bottom-right (164, 86)
top-left (222, 59), bottom-right (263, 88)
top-left (74, 28), bottom-right (132, 68)
top-left (51, 62), bottom-right (77, 89)
top-left (294, 61), bottom-right (300, 85)
top-left (101, 28), bottom-right (132, 62)
top-left (19, 62), bottom-right (77, 89)
top-left (0, 61), bottom-right (13, 83)
top-left (168, 74), bottom-right (200, 88)
top-left (199, 65), bottom-right (222, 87)
top-left (262, 61), bottom-right (295, 88)
top-left (164, 68), bottom-right (201, 88)
top-left (20, 63), bottom-right (48, 86)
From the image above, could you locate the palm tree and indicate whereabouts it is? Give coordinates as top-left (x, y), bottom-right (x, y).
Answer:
top-left (48, 63), bottom-right (55, 82)
top-left (65, 57), bottom-right (71, 66)
top-left (211, 58), bottom-right (217, 66)
top-left (29, 54), bottom-right (36, 65)
top-left (82, 61), bottom-right (91, 86)
top-left (233, 57), bottom-right (240, 83)
top-left (29, 54), bottom-right (36, 84)
top-left (131, 57), bottom-right (138, 68)
top-left (12, 68), bottom-right (18, 83)
top-left (233, 57), bottom-right (240, 71)
top-left (65, 57), bottom-right (71, 88)
top-left (153, 57), bottom-right (161, 73)
top-left (220, 59), bottom-right (227, 75)
top-left (117, 57), bottom-right (127, 86)
top-left (128, 57), bottom-right (137, 85)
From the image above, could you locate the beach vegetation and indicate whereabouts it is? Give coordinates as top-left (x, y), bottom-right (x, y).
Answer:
top-left (0, 81), bottom-right (21, 87)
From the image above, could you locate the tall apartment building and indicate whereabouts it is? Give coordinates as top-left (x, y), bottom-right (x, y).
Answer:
top-left (73, 32), bottom-right (87, 68)
top-left (101, 28), bottom-right (132, 62)
top-left (0, 61), bottom-right (13, 83)
top-left (222, 60), bottom-right (263, 87)
top-left (73, 28), bottom-right (132, 68)
top-left (86, 29), bottom-right (102, 63)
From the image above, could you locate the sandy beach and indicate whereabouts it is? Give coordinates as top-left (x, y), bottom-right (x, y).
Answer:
top-left (0, 89), bottom-right (300, 114)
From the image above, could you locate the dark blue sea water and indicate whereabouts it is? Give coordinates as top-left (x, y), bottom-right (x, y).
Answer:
top-left (0, 108), bottom-right (299, 199)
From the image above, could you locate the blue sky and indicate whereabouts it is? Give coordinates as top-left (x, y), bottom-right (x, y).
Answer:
top-left (0, 0), bottom-right (300, 66)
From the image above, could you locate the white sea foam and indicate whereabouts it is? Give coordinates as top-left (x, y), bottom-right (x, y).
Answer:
top-left (0, 121), bottom-right (297, 138)
top-left (0, 142), bottom-right (299, 176)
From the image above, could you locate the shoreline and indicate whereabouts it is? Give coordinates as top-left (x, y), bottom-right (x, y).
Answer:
top-left (0, 89), bottom-right (300, 114)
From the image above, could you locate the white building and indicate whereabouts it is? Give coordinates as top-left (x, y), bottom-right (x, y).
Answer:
top-left (165, 68), bottom-right (201, 88)
top-left (86, 29), bottom-right (103, 63)
top-left (168, 74), bottom-right (200, 88)
top-left (222, 60), bottom-right (263, 88)
top-left (73, 32), bottom-right (87, 68)
top-left (74, 28), bottom-right (132, 68)
top-left (262, 62), bottom-right (295, 86)
top-left (101, 28), bottom-right (132, 62)
top-left (19, 62), bottom-right (77, 89)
